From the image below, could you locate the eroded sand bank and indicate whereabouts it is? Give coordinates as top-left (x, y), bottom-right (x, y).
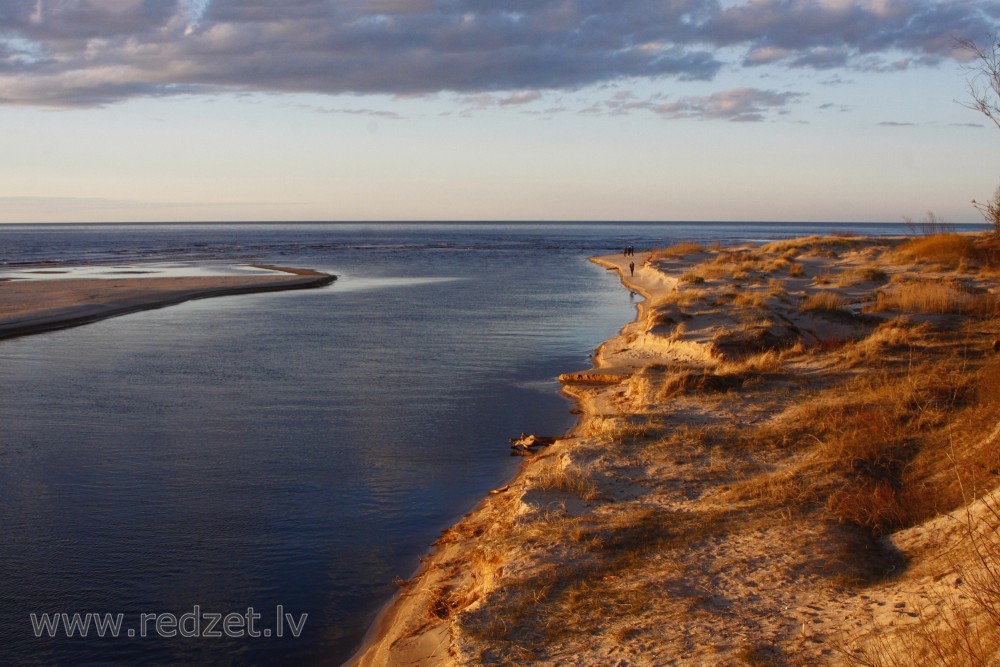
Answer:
top-left (0, 265), bottom-right (335, 340)
top-left (349, 234), bottom-right (1000, 666)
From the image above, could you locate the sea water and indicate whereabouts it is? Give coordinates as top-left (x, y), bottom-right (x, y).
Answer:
top-left (0, 222), bottom-right (982, 665)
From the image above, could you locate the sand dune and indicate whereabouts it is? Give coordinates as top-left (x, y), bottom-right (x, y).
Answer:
top-left (348, 234), bottom-right (1000, 666)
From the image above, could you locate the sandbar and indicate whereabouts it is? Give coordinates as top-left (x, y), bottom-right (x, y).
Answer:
top-left (0, 264), bottom-right (335, 340)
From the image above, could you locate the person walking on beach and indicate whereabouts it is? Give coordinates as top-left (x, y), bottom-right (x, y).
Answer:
top-left (629, 261), bottom-right (635, 276)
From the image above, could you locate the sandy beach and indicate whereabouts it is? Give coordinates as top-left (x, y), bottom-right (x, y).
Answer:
top-left (349, 233), bottom-right (1000, 666)
top-left (0, 265), bottom-right (335, 340)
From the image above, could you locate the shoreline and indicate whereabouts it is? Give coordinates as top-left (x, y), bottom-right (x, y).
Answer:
top-left (345, 252), bottom-right (658, 666)
top-left (0, 265), bottom-right (336, 341)
top-left (347, 234), bottom-right (1000, 665)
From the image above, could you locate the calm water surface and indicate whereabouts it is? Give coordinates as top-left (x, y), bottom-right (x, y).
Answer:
top-left (0, 222), bottom-right (982, 665)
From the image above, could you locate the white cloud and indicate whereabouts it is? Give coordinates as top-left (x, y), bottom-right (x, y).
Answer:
top-left (0, 1), bottom-right (994, 108)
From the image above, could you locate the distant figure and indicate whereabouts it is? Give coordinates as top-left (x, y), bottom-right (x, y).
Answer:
top-left (624, 246), bottom-right (630, 256)
top-left (629, 261), bottom-right (635, 276)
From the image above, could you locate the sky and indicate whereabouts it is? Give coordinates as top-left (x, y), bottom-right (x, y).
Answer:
top-left (0, 0), bottom-right (998, 223)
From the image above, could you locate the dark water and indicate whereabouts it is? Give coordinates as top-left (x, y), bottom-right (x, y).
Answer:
top-left (0, 222), bottom-right (985, 666)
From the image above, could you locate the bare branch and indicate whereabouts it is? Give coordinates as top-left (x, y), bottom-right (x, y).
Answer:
top-left (972, 185), bottom-right (1000, 236)
top-left (956, 35), bottom-right (1000, 131)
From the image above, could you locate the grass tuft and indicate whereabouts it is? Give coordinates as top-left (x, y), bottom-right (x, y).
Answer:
top-left (800, 291), bottom-right (848, 311)
top-left (893, 234), bottom-right (977, 268)
top-left (648, 242), bottom-right (705, 261)
top-left (872, 281), bottom-right (998, 317)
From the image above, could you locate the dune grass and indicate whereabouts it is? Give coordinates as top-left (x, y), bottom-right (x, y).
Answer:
top-left (872, 281), bottom-right (998, 317)
top-left (800, 291), bottom-right (848, 312)
top-left (893, 234), bottom-right (977, 268)
top-left (648, 242), bottom-right (705, 261)
top-left (436, 234), bottom-right (1000, 665)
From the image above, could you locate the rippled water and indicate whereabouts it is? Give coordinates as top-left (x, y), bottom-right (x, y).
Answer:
top-left (0, 222), bottom-right (982, 665)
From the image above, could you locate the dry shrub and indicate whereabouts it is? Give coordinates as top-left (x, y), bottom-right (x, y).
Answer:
top-left (725, 358), bottom-right (991, 538)
top-left (681, 259), bottom-right (736, 282)
top-left (711, 324), bottom-right (799, 360)
top-left (823, 360), bottom-right (992, 532)
top-left (974, 363), bottom-right (1000, 430)
top-left (533, 467), bottom-right (601, 502)
top-left (650, 288), bottom-right (710, 309)
top-left (713, 250), bottom-right (748, 265)
top-left (767, 278), bottom-right (788, 298)
top-left (656, 368), bottom-right (750, 399)
top-left (625, 354), bottom-right (784, 406)
top-left (724, 465), bottom-right (815, 509)
top-left (589, 415), bottom-right (660, 443)
top-left (941, 362), bottom-right (1000, 495)
top-left (667, 321), bottom-right (688, 341)
top-left (760, 236), bottom-right (868, 258)
top-left (842, 317), bottom-right (928, 364)
top-left (788, 263), bottom-right (806, 277)
top-left (763, 257), bottom-right (791, 273)
top-left (893, 234), bottom-right (977, 267)
top-left (971, 235), bottom-right (1000, 270)
top-left (873, 281), bottom-right (998, 316)
top-left (858, 267), bottom-right (890, 282)
top-left (801, 291), bottom-right (848, 311)
top-left (815, 407), bottom-right (915, 533)
top-left (652, 309), bottom-right (684, 328)
top-left (648, 242), bottom-right (705, 261)
top-left (837, 266), bottom-right (890, 286)
top-left (717, 350), bottom-right (783, 375)
top-left (734, 291), bottom-right (768, 309)
top-left (828, 479), bottom-right (910, 535)
top-left (624, 372), bottom-right (659, 406)
top-left (625, 366), bottom-right (689, 406)
top-left (655, 369), bottom-right (702, 398)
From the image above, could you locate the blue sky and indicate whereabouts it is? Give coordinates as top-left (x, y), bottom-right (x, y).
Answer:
top-left (1, 0), bottom-right (998, 223)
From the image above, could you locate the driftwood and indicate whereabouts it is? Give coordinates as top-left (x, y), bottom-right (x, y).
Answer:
top-left (558, 372), bottom-right (629, 385)
top-left (509, 433), bottom-right (558, 455)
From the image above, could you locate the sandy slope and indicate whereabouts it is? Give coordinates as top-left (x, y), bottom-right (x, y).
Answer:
top-left (348, 236), bottom-right (1000, 666)
top-left (0, 265), bottom-right (335, 340)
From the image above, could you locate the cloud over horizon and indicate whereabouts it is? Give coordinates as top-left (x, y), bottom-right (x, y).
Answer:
top-left (0, 0), bottom-right (997, 109)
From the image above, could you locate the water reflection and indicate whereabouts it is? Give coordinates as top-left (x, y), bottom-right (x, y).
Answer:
top-left (0, 227), bottom-right (638, 666)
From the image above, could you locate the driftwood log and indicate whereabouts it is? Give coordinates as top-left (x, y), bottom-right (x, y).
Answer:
top-left (509, 434), bottom-right (558, 455)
